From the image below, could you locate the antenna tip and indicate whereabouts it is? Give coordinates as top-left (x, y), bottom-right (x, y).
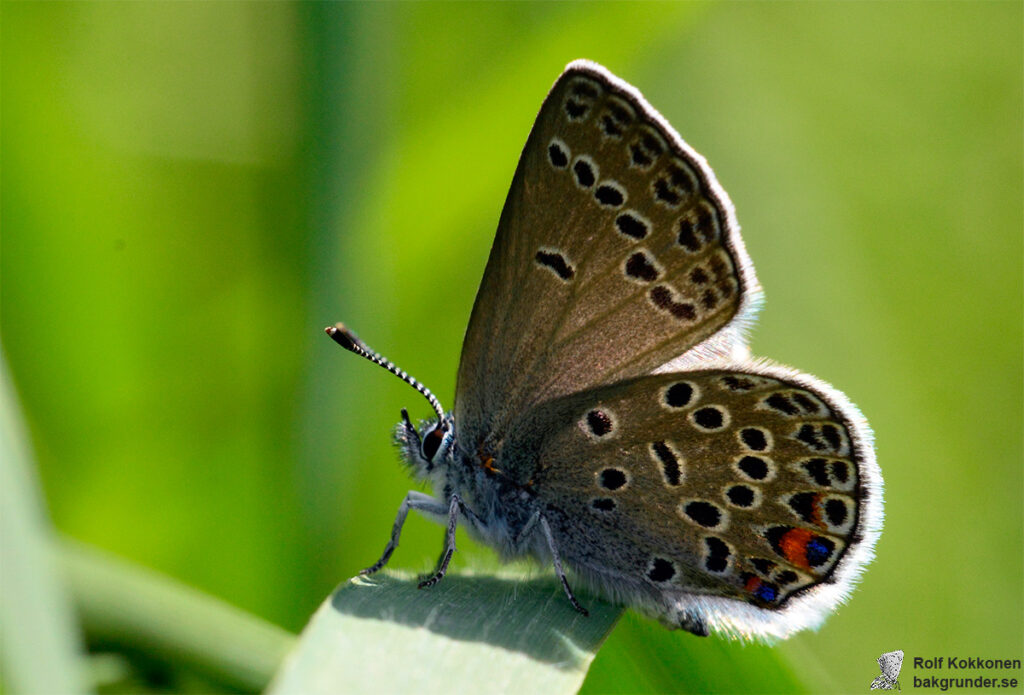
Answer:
top-left (325, 323), bottom-right (360, 352)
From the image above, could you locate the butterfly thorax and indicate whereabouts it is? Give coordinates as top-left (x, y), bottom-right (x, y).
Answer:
top-left (395, 415), bottom-right (544, 558)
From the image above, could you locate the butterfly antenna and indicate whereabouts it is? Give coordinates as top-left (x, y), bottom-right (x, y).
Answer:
top-left (325, 323), bottom-right (446, 423)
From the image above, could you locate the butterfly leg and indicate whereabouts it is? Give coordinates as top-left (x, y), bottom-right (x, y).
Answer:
top-left (539, 515), bottom-right (589, 617)
top-left (361, 491), bottom-right (448, 576)
top-left (514, 510), bottom-right (540, 546)
top-left (425, 498), bottom-right (486, 579)
top-left (418, 494), bottom-right (463, 589)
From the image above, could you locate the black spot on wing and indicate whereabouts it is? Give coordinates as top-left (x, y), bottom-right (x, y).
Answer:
top-left (625, 251), bottom-right (660, 282)
top-left (693, 406), bottom-right (724, 430)
top-left (547, 142), bottom-right (568, 168)
top-left (586, 409), bottom-right (613, 436)
top-left (651, 441), bottom-right (681, 486)
top-left (740, 428), bottom-right (769, 451)
top-left (650, 285), bottom-right (696, 320)
top-left (704, 537), bottom-right (731, 573)
top-left (648, 557), bottom-right (675, 582)
top-left (595, 184), bottom-right (625, 207)
top-left (573, 159), bottom-right (596, 188)
top-left (598, 468), bottom-right (627, 490)
top-left (663, 382), bottom-right (694, 408)
top-left (825, 499), bottom-right (848, 526)
top-left (683, 501), bottom-right (722, 528)
top-left (615, 212), bottom-right (649, 240)
top-left (726, 485), bottom-right (755, 508)
top-left (534, 250), bottom-right (574, 280)
top-left (738, 456), bottom-right (769, 480)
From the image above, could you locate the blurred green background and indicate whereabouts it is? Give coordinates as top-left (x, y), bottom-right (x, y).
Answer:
top-left (3, 2), bottom-right (1021, 693)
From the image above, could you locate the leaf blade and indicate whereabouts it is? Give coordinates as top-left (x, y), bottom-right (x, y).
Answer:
top-left (268, 572), bottom-right (623, 694)
top-left (0, 353), bottom-right (88, 694)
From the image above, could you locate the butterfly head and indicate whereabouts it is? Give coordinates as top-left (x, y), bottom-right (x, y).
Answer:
top-left (395, 408), bottom-right (454, 478)
top-left (324, 322), bottom-right (454, 478)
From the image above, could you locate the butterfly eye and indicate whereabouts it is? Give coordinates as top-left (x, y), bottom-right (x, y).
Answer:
top-left (421, 425), bottom-right (445, 461)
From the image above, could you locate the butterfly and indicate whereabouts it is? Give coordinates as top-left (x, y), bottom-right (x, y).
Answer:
top-left (870, 650), bottom-right (904, 690)
top-left (327, 59), bottom-right (882, 640)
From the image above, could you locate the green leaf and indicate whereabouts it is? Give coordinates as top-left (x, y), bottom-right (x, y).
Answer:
top-left (0, 351), bottom-right (88, 694)
top-left (268, 572), bottom-right (624, 694)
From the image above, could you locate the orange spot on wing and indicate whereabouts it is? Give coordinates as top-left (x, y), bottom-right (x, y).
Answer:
top-left (809, 493), bottom-right (825, 528)
top-left (780, 528), bottom-right (815, 570)
top-left (744, 575), bottom-right (762, 593)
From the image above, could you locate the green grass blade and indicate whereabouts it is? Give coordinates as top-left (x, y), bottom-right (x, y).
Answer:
top-left (0, 352), bottom-right (89, 694)
top-left (58, 539), bottom-right (296, 692)
top-left (267, 572), bottom-right (623, 694)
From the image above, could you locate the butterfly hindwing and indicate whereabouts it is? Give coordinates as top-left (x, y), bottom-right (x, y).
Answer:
top-left (498, 366), bottom-right (878, 637)
top-left (455, 61), bottom-right (760, 449)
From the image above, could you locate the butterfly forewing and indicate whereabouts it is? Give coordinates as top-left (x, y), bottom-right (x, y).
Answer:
top-left (455, 62), bottom-right (759, 446)
top-left (502, 369), bottom-right (871, 619)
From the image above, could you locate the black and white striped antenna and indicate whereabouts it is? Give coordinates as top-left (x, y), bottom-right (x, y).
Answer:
top-left (325, 323), bottom-right (446, 423)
